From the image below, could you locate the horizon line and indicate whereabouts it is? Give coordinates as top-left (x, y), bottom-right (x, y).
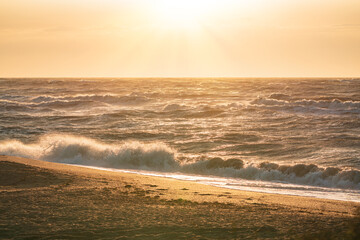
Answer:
top-left (1, 76), bottom-right (359, 79)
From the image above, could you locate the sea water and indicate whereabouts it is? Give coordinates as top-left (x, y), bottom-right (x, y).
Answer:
top-left (1, 78), bottom-right (359, 201)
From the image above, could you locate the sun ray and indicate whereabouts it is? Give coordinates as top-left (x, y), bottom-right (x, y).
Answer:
top-left (152, 0), bottom-right (219, 31)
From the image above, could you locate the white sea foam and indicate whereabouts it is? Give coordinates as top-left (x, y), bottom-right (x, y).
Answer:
top-left (0, 134), bottom-right (179, 171)
top-left (1, 134), bottom-right (359, 190)
top-left (163, 103), bottom-right (188, 111)
top-left (251, 97), bottom-right (360, 114)
top-left (1, 94), bottom-right (151, 109)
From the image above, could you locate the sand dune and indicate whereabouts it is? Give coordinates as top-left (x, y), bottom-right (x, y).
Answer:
top-left (1, 155), bottom-right (359, 239)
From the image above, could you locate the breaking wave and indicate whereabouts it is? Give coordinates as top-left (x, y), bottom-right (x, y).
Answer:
top-left (251, 97), bottom-right (360, 114)
top-left (0, 134), bottom-right (178, 171)
top-left (31, 94), bottom-right (151, 106)
top-left (1, 134), bottom-right (359, 190)
top-left (184, 159), bottom-right (360, 190)
top-left (0, 94), bottom-right (151, 112)
top-left (163, 104), bottom-right (188, 112)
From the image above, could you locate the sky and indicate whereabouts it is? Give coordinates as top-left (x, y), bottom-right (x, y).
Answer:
top-left (0, 0), bottom-right (359, 77)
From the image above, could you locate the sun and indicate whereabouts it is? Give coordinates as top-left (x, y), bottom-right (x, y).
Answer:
top-left (153, 0), bottom-right (218, 31)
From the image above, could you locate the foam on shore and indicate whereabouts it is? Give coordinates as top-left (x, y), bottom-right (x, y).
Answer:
top-left (1, 134), bottom-right (359, 193)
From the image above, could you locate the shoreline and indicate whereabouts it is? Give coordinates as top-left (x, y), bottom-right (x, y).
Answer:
top-left (67, 164), bottom-right (360, 203)
top-left (1, 155), bottom-right (359, 239)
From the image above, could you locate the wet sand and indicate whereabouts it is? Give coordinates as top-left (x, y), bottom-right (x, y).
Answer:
top-left (1, 155), bottom-right (359, 239)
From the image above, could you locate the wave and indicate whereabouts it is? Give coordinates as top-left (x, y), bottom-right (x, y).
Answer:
top-left (1, 134), bottom-right (359, 190)
top-left (163, 104), bottom-right (188, 111)
top-left (182, 159), bottom-right (360, 190)
top-left (0, 94), bottom-right (152, 112)
top-left (251, 96), bottom-right (360, 114)
top-left (31, 94), bottom-right (151, 106)
top-left (0, 99), bottom-right (102, 112)
top-left (268, 93), bottom-right (292, 101)
top-left (0, 134), bottom-right (178, 171)
top-left (0, 99), bottom-right (33, 112)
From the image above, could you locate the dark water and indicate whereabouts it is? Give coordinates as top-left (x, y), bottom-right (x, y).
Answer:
top-left (1, 78), bottom-right (359, 199)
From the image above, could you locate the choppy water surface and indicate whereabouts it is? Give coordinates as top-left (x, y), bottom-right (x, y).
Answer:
top-left (1, 78), bottom-right (359, 201)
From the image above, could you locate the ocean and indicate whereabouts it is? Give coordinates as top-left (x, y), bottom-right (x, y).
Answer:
top-left (1, 78), bottom-right (359, 201)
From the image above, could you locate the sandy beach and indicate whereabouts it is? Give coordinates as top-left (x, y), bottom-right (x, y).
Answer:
top-left (0, 155), bottom-right (359, 239)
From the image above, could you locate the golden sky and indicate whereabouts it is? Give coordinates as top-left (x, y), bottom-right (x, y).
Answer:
top-left (1, 0), bottom-right (359, 77)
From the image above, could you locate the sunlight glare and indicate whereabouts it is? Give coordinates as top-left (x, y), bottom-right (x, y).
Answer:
top-left (153, 0), bottom-right (218, 30)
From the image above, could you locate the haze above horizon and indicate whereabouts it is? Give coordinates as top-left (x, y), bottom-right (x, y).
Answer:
top-left (1, 0), bottom-right (360, 77)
